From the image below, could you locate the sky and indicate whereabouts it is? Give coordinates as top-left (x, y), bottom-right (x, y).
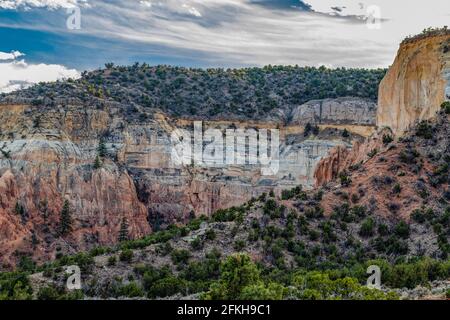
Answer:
top-left (0, 0), bottom-right (449, 92)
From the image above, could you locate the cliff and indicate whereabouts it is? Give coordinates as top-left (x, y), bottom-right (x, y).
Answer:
top-left (315, 31), bottom-right (450, 186)
top-left (0, 96), bottom-right (374, 267)
top-left (377, 32), bottom-right (450, 136)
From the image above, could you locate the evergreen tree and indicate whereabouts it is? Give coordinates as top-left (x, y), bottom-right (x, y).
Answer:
top-left (60, 200), bottom-right (72, 236)
top-left (97, 138), bottom-right (107, 158)
top-left (94, 155), bottom-right (102, 169)
top-left (118, 217), bottom-right (129, 242)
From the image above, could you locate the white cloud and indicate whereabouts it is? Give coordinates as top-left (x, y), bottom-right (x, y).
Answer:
top-left (0, 50), bottom-right (24, 60)
top-left (0, 51), bottom-right (79, 93)
top-left (182, 3), bottom-right (201, 17)
top-left (139, 0), bottom-right (152, 8)
top-left (0, 0), bottom-right (89, 10)
top-left (2, 0), bottom-right (449, 68)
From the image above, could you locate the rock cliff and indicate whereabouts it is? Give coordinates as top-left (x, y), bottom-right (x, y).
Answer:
top-left (0, 96), bottom-right (374, 267)
top-left (377, 32), bottom-right (450, 136)
top-left (316, 31), bottom-right (450, 187)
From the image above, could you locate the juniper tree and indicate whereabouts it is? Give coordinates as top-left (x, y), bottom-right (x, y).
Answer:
top-left (60, 200), bottom-right (72, 236)
top-left (118, 217), bottom-right (129, 242)
top-left (97, 138), bottom-right (107, 158)
top-left (94, 155), bottom-right (102, 169)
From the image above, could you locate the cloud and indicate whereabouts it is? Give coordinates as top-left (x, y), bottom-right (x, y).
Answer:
top-left (1, 0), bottom-right (449, 69)
top-left (0, 50), bottom-right (24, 60)
top-left (182, 3), bottom-right (201, 17)
top-left (0, 51), bottom-right (79, 93)
top-left (0, 0), bottom-right (89, 10)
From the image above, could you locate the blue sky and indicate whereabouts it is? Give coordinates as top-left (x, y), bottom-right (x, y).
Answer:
top-left (0, 0), bottom-right (449, 92)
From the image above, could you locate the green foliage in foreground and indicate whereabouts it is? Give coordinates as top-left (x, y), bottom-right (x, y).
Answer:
top-left (202, 254), bottom-right (399, 300)
top-left (0, 272), bottom-right (32, 300)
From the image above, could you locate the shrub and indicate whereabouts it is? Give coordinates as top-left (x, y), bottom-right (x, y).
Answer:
top-left (119, 249), bottom-right (133, 262)
top-left (441, 101), bottom-right (450, 114)
top-left (191, 237), bottom-right (203, 250)
top-left (203, 254), bottom-right (261, 300)
top-left (367, 149), bottom-right (378, 158)
top-left (392, 183), bottom-right (402, 194)
top-left (416, 121), bottom-right (433, 139)
top-left (107, 255), bottom-right (117, 266)
top-left (394, 221), bottom-right (410, 239)
top-left (377, 223), bottom-right (389, 236)
top-left (234, 240), bottom-right (246, 251)
top-left (118, 282), bottom-right (144, 298)
top-left (37, 285), bottom-right (60, 300)
top-left (308, 230), bottom-right (319, 241)
top-left (148, 276), bottom-right (186, 298)
top-left (339, 172), bottom-right (352, 187)
top-left (205, 229), bottom-right (216, 241)
top-left (359, 218), bottom-right (375, 237)
top-left (342, 129), bottom-right (350, 138)
top-left (382, 134), bottom-right (393, 144)
top-left (411, 209), bottom-right (426, 223)
top-left (171, 249), bottom-right (191, 265)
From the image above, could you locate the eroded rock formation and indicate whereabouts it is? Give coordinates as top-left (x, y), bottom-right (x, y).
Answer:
top-left (0, 97), bottom-right (374, 267)
top-left (377, 32), bottom-right (450, 136)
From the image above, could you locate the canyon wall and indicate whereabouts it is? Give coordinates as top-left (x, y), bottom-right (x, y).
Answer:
top-left (377, 32), bottom-right (450, 136)
top-left (315, 32), bottom-right (450, 187)
top-left (0, 97), bottom-right (374, 266)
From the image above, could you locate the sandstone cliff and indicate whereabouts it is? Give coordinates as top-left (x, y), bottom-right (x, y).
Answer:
top-left (316, 31), bottom-right (450, 187)
top-left (291, 97), bottom-right (376, 126)
top-left (377, 32), bottom-right (450, 136)
top-left (0, 96), bottom-right (374, 267)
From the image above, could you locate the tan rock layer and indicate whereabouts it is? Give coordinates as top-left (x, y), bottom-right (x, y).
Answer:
top-left (377, 34), bottom-right (450, 136)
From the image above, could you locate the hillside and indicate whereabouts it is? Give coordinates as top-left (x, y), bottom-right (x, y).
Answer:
top-left (0, 66), bottom-right (379, 268)
top-left (0, 30), bottom-right (449, 301)
top-left (0, 108), bottom-right (449, 300)
top-left (0, 65), bottom-right (384, 121)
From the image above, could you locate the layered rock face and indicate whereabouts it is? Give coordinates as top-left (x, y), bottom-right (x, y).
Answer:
top-left (377, 33), bottom-right (450, 136)
top-left (0, 96), bottom-right (375, 266)
top-left (291, 97), bottom-right (376, 126)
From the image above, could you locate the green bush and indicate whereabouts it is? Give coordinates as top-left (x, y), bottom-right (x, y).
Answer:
top-left (441, 101), bottom-right (450, 114)
top-left (0, 272), bottom-right (32, 300)
top-left (392, 183), bottom-right (402, 194)
top-left (416, 121), bottom-right (433, 139)
top-left (382, 134), bottom-right (393, 144)
top-left (203, 254), bottom-right (261, 300)
top-left (118, 282), bottom-right (144, 298)
top-left (359, 218), bottom-right (375, 237)
top-left (205, 229), bottom-right (216, 241)
top-left (148, 276), bottom-right (186, 298)
top-left (107, 255), bottom-right (117, 266)
top-left (171, 249), bottom-right (191, 265)
top-left (119, 249), bottom-right (133, 262)
top-left (37, 285), bottom-right (60, 300)
top-left (339, 172), bottom-right (352, 187)
top-left (191, 237), bottom-right (203, 250)
top-left (411, 209), bottom-right (426, 223)
top-left (394, 221), bottom-right (410, 239)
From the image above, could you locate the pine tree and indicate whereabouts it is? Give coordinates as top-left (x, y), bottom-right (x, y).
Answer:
top-left (118, 217), bottom-right (129, 242)
top-left (60, 200), bottom-right (72, 236)
top-left (98, 138), bottom-right (107, 158)
top-left (94, 155), bottom-right (102, 169)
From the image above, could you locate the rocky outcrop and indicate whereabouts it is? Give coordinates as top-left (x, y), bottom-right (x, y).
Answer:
top-left (291, 97), bottom-right (376, 126)
top-left (316, 32), bottom-right (450, 187)
top-left (377, 32), bottom-right (450, 136)
top-left (314, 129), bottom-right (388, 186)
top-left (0, 98), bottom-right (374, 267)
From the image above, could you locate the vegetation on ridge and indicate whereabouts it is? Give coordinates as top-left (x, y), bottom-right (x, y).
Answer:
top-left (0, 64), bottom-right (385, 120)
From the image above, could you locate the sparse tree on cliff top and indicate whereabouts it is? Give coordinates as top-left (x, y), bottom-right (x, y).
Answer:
top-left (59, 200), bottom-right (72, 236)
top-left (118, 217), bottom-right (129, 242)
